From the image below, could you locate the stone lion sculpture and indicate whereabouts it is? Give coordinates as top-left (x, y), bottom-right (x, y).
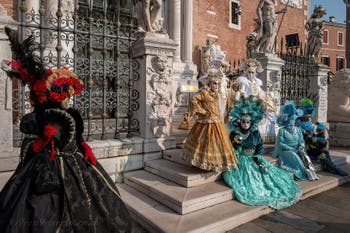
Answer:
top-left (328, 69), bottom-right (350, 123)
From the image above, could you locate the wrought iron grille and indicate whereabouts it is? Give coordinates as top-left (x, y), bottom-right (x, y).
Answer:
top-left (13, 0), bottom-right (139, 143)
top-left (278, 45), bottom-right (316, 106)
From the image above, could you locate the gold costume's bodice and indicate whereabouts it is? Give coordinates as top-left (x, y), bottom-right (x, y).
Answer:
top-left (190, 88), bottom-right (221, 123)
top-left (190, 88), bottom-right (236, 123)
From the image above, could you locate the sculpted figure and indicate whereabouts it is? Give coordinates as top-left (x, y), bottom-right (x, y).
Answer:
top-left (305, 5), bottom-right (326, 61)
top-left (328, 69), bottom-right (350, 122)
top-left (133, 0), bottom-right (162, 32)
top-left (255, 0), bottom-right (286, 53)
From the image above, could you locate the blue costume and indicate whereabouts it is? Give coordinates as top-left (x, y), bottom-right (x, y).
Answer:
top-left (274, 101), bottom-right (319, 181)
top-left (223, 97), bottom-right (302, 210)
top-left (296, 98), bottom-right (348, 177)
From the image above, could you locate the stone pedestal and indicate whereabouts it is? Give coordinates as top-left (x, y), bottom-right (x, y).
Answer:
top-left (256, 53), bottom-right (285, 143)
top-left (309, 64), bottom-right (329, 123)
top-left (0, 6), bottom-right (15, 152)
top-left (132, 32), bottom-right (178, 152)
top-left (328, 68), bottom-right (350, 146)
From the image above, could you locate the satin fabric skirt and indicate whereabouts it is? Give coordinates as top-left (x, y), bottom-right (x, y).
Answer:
top-left (223, 154), bottom-right (303, 210)
top-left (183, 122), bottom-right (238, 172)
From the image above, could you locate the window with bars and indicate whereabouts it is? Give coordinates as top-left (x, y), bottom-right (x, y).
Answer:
top-left (323, 30), bottom-right (329, 44)
top-left (229, 1), bottom-right (241, 30)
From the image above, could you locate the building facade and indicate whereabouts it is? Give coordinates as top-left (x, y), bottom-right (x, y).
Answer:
top-left (320, 16), bottom-right (347, 73)
top-left (192, 0), bottom-right (310, 70)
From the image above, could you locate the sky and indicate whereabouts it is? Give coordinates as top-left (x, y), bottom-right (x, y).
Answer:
top-left (309, 0), bottom-right (346, 23)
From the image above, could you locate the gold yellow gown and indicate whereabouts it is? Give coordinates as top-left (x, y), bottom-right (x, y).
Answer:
top-left (183, 88), bottom-right (237, 172)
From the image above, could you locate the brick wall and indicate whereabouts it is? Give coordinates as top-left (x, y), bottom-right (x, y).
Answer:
top-left (193, 0), bottom-right (308, 71)
top-left (1, 0), bottom-right (15, 18)
top-left (320, 21), bottom-right (347, 73)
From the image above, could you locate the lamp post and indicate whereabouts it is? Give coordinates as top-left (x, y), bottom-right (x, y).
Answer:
top-left (344, 0), bottom-right (350, 68)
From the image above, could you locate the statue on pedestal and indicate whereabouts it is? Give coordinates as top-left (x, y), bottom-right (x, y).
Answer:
top-left (305, 5), bottom-right (326, 61)
top-left (254, 0), bottom-right (286, 54)
top-left (133, 0), bottom-right (162, 32)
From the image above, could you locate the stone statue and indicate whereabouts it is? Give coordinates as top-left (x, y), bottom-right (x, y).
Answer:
top-left (200, 39), bottom-right (213, 75)
top-left (254, 0), bottom-right (286, 54)
top-left (133, 0), bottom-right (162, 32)
top-left (328, 69), bottom-right (350, 123)
top-left (305, 5), bottom-right (326, 61)
top-left (246, 32), bottom-right (257, 58)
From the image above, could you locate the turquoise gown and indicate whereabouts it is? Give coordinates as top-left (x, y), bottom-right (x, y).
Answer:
top-left (222, 130), bottom-right (302, 210)
top-left (273, 126), bottom-right (310, 181)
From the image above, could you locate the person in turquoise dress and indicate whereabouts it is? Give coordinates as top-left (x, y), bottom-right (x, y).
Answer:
top-left (273, 101), bottom-right (319, 181)
top-left (223, 96), bottom-right (302, 210)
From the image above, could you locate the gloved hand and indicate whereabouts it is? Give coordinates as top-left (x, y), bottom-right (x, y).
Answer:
top-left (253, 157), bottom-right (268, 175)
top-left (32, 125), bottom-right (57, 153)
top-left (81, 141), bottom-right (97, 166)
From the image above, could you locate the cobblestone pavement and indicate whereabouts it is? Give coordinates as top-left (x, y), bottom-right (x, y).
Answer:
top-left (228, 182), bottom-right (350, 233)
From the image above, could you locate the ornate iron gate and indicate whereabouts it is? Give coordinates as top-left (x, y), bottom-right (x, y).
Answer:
top-left (279, 46), bottom-right (316, 106)
top-left (13, 0), bottom-right (139, 143)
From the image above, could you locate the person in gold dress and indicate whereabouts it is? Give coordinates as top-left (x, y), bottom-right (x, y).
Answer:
top-left (183, 69), bottom-right (237, 172)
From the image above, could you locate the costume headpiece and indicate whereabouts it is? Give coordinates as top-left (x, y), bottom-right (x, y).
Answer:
top-left (315, 122), bottom-right (327, 133)
top-left (299, 98), bottom-right (315, 118)
top-left (1, 27), bottom-right (83, 107)
top-left (207, 68), bottom-right (223, 83)
top-left (276, 101), bottom-right (303, 127)
top-left (209, 44), bottom-right (229, 69)
top-left (229, 96), bottom-right (266, 134)
top-left (238, 58), bottom-right (263, 74)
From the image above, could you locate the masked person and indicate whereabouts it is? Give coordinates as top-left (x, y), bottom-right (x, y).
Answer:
top-left (296, 99), bottom-right (348, 177)
top-left (183, 68), bottom-right (237, 172)
top-left (273, 101), bottom-right (319, 181)
top-left (0, 27), bottom-right (131, 233)
top-left (223, 96), bottom-right (302, 210)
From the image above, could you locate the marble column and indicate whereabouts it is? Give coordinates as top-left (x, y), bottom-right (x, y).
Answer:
top-left (168, 0), bottom-right (181, 62)
top-left (181, 0), bottom-right (193, 63)
top-left (0, 5), bottom-right (16, 152)
top-left (344, 0), bottom-right (350, 68)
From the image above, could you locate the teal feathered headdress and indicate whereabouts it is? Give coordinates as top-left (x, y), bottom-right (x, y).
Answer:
top-left (229, 96), bottom-right (266, 134)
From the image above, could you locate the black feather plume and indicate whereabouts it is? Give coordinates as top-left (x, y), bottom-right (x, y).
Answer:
top-left (4, 26), bottom-right (47, 85)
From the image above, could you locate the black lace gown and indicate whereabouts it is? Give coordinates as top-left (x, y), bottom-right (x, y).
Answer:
top-left (0, 106), bottom-right (131, 233)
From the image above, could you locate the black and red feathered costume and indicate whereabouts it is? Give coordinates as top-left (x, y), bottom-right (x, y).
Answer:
top-left (0, 27), bottom-right (131, 233)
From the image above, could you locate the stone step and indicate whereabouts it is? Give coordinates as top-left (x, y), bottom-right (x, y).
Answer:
top-left (118, 183), bottom-right (273, 233)
top-left (119, 163), bottom-right (350, 233)
top-left (124, 170), bottom-right (232, 214)
top-left (144, 159), bottom-right (221, 188)
top-left (161, 149), bottom-right (348, 186)
top-left (299, 163), bottom-right (350, 200)
top-left (0, 171), bottom-right (14, 190)
top-left (0, 156), bottom-right (20, 172)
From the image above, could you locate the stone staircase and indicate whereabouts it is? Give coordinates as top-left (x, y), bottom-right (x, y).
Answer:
top-left (0, 149), bottom-right (20, 190)
top-left (119, 148), bottom-right (350, 233)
